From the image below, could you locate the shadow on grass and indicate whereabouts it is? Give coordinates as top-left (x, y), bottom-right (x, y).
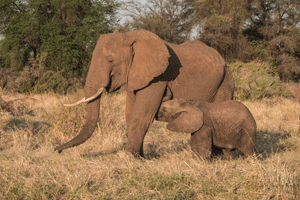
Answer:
top-left (81, 149), bottom-right (121, 158)
top-left (145, 129), bottom-right (293, 160)
top-left (80, 140), bottom-right (191, 160)
top-left (1, 117), bottom-right (52, 151)
top-left (254, 130), bottom-right (292, 159)
top-left (3, 117), bottom-right (51, 134)
top-left (144, 129), bottom-right (292, 160)
top-left (80, 143), bottom-right (127, 158)
top-left (80, 129), bottom-right (293, 160)
top-left (144, 140), bottom-right (190, 159)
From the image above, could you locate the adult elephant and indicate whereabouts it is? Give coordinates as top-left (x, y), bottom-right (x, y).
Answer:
top-left (54, 30), bottom-right (235, 156)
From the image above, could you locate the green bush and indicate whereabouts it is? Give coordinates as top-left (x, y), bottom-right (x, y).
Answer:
top-left (33, 71), bottom-right (69, 94)
top-left (228, 61), bottom-right (292, 101)
top-left (5, 70), bottom-right (37, 93)
top-left (3, 66), bottom-right (80, 94)
top-left (249, 76), bottom-right (290, 100)
top-left (249, 41), bottom-right (272, 62)
top-left (276, 55), bottom-right (300, 82)
top-left (268, 28), bottom-right (300, 82)
top-left (0, 0), bottom-right (120, 76)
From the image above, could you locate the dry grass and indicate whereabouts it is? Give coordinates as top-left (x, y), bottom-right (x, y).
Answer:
top-left (0, 90), bottom-right (299, 199)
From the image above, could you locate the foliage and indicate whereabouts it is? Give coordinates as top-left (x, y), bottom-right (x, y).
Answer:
top-left (244, 0), bottom-right (300, 41)
top-left (0, 0), bottom-right (120, 77)
top-left (249, 76), bottom-right (285, 99)
top-left (183, 0), bottom-right (300, 81)
top-left (242, 0), bottom-right (300, 81)
top-left (228, 61), bottom-right (292, 101)
top-left (248, 40), bottom-right (272, 62)
top-left (2, 66), bottom-right (80, 94)
top-left (5, 69), bottom-right (38, 93)
top-left (122, 0), bottom-right (195, 44)
top-left (33, 71), bottom-right (70, 94)
top-left (269, 27), bottom-right (300, 81)
top-left (1, 0), bottom-right (300, 95)
top-left (187, 0), bottom-right (254, 61)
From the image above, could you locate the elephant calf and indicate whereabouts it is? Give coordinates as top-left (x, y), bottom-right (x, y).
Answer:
top-left (157, 99), bottom-right (256, 159)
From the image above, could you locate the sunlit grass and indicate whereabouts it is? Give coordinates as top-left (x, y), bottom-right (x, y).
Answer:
top-left (0, 90), bottom-right (299, 199)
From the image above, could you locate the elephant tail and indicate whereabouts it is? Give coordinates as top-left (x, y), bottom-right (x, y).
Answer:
top-left (213, 65), bottom-right (235, 102)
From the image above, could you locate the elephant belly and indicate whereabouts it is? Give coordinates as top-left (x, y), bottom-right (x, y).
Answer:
top-left (169, 66), bottom-right (224, 102)
top-left (168, 43), bottom-right (225, 102)
top-left (212, 126), bottom-right (242, 149)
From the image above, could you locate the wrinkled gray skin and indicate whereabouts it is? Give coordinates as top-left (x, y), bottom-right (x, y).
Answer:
top-left (54, 30), bottom-right (235, 157)
top-left (157, 99), bottom-right (256, 159)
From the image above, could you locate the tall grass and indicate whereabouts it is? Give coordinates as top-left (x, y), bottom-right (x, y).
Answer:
top-left (0, 90), bottom-right (299, 199)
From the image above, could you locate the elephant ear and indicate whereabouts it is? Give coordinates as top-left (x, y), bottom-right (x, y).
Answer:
top-left (167, 104), bottom-right (204, 133)
top-left (124, 30), bottom-right (170, 91)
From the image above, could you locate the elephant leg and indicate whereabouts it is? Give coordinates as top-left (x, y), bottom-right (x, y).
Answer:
top-left (221, 149), bottom-right (233, 160)
top-left (213, 66), bottom-right (235, 102)
top-left (190, 126), bottom-right (212, 159)
top-left (125, 91), bottom-right (136, 129)
top-left (237, 128), bottom-right (256, 158)
top-left (211, 145), bottom-right (223, 158)
top-left (126, 81), bottom-right (167, 157)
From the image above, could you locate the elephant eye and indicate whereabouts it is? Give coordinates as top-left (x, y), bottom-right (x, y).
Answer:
top-left (107, 55), bottom-right (114, 64)
top-left (172, 111), bottom-right (183, 119)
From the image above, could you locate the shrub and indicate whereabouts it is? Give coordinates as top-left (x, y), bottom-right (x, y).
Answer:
top-left (33, 71), bottom-right (69, 94)
top-left (276, 55), bottom-right (300, 82)
top-left (269, 28), bottom-right (300, 82)
top-left (5, 70), bottom-right (37, 93)
top-left (228, 61), bottom-right (292, 101)
top-left (249, 76), bottom-right (290, 100)
top-left (248, 40), bottom-right (272, 62)
top-left (3, 66), bottom-right (80, 94)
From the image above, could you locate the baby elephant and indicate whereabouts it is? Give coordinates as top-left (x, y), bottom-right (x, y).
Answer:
top-left (157, 99), bottom-right (256, 159)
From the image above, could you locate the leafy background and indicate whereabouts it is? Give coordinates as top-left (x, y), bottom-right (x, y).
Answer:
top-left (0, 0), bottom-right (300, 96)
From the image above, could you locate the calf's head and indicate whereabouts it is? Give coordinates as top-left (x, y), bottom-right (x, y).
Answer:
top-left (157, 99), bottom-right (204, 133)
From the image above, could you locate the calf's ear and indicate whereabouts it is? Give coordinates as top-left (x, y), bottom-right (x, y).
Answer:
top-left (167, 105), bottom-right (203, 133)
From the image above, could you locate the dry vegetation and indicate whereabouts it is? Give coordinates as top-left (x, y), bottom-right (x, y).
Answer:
top-left (0, 88), bottom-right (300, 199)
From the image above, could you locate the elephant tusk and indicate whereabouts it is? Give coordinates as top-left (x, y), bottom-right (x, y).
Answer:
top-left (64, 87), bottom-right (104, 107)
top-left (64, 97), bottom-right (86, 107)
top-left (81, 87), bottom-right (104, 102)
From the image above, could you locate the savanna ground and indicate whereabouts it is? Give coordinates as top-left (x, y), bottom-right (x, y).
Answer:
top-left (1, 83), bottom-right (300, 199)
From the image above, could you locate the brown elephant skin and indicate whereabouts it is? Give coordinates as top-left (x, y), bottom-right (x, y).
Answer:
top-left (157, 99), bottom-right (256, 159)
top-left (54, 30), bottom-right (235, 156)
top-left (298, 83), bottom-right (300, 135)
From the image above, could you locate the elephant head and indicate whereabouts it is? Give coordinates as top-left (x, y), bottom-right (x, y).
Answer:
top-left (157, 99), bottom-right (204, 133)
top-left (54, 30), bottom-right (170, 153)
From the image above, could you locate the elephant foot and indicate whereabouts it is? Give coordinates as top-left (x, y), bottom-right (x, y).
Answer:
top-left (211, 145), bottom-right (223, 158)
top-left (125, 145), bottom-right (144, 158)
top-left (221, 149), bottom-right (233, 160)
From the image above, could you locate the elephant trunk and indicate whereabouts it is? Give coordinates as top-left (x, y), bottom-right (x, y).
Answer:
top-left (55, 70), bottom-right (109, 153)
top-left (54, 93), bottom-right (101, 153)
